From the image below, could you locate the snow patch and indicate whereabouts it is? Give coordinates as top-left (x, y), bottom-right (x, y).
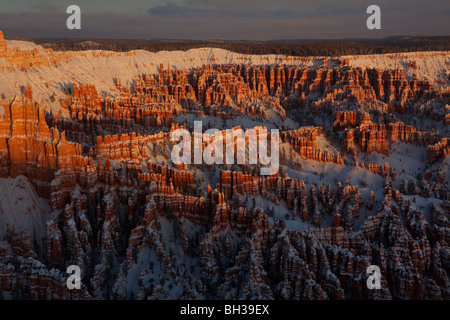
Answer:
top-left (346, 51), bottom-right (450, 84)
top-left (0, 175), bottom-right (50, 246)
top-left (1, 39), bottom-right (447, 116)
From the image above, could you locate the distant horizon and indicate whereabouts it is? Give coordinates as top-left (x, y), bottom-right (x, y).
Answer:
top-left (5, 34), bottom-right (450, 43)
top-left (5, 31), bottom-right (447, 59)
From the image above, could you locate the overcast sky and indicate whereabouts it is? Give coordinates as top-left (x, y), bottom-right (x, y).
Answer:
top-left (0, 0), bottom-right (449, 40)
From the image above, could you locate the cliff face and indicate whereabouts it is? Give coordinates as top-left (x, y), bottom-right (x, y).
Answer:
top-left (0, 96), bottom-right (83, 197)
top-left (281, 128), bottom-right (344, 165)
top-left (334, 111), bottom-right (442, 156)
top-left (0, 36), bottom-right (449, 300)
top-left (0, 32), bottom-right (138, 70)
top-left (427, 138), bottom-right (449, 164)
top-left (0, 32), bottom-right (7, 58)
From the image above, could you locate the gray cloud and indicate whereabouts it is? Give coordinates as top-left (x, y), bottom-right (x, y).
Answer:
top-left (31, 2), bottom-right (63, 13)
top-left (0, 0), bottom-right (448, 40)
top-left (147, 2), bottom-right (302, 19)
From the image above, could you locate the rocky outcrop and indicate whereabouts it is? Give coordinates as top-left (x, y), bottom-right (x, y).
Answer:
top-left (95, 132), bottom-right (163, 162)
top-left (427, 138), bottom-right (449, 164)
top-left (282, 128), bottom-right (344, 165)
top-left (0, 46), bottom-right (448, 301)
top-left (0, 31), bottom-right (7, 58)
top-left (339, 112), bottom-right (441, 156)
top-left (0, 96), bottom-right (83, 197)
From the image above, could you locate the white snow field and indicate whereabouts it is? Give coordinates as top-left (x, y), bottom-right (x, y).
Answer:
top-left (0, 175), bottom-right (50, 245)
top-left (0, 38), bottom-right (448, 114)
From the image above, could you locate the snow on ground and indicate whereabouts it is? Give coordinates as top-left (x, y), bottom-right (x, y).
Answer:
top-left (268, 216), bottom-right (313, 232)
top-left (5, 40), bottom-right (41, 51)
top-left (0, 39), bottom-right (447, 241)
top-left (0, 175), bottom-right (50, 246)
top-left (402, 194), bottom-right (443, 223)
top-left (363, 142), bottom-right (428, 182)
top-left (175, 112), bottom-right (296, 133)
top-left (346, 51), bottom-right (450, 84)
top-left (1, 38), bottom-right (448, 116)
top-left (145, 139), bottom-right (172, 166)
top-left (315, 134), bottom-right (340, 155)
top-left (124, 243), bottom-right (170, 298)
top-left (279, 142), bottom-right (386, 229)
top-left (0, 42), bottom-right (316, 114)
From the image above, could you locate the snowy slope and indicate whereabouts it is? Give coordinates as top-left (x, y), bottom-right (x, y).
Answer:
top-left (0, 38), bottom-right (448, 115)
top-left (346, 51), bottom-right (450, 84)
top-left (0, 41), bottom-right (316, 113)
top-left (0, 175), bottom-right (50, 245)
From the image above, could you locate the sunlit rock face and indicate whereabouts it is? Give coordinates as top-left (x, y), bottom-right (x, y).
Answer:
top-left (0, 31), bottom-right (449, 300)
